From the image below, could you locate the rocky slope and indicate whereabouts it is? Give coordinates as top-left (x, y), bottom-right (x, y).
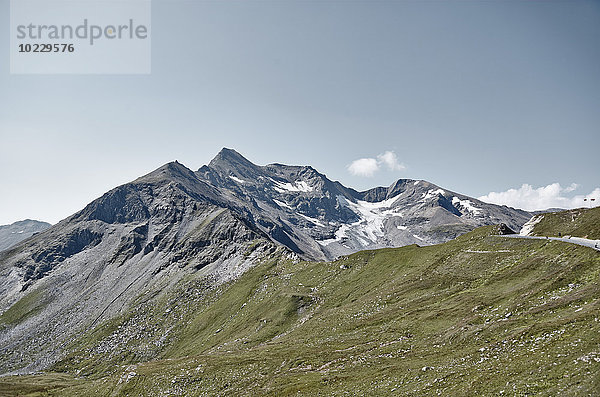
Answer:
top-left (0, 220), bottom-right (50, 252)
top-left (0, 162), bottom-right (283, 374)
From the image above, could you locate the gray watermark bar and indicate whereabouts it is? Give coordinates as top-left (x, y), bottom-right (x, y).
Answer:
top-left (10, 0), bottom-right (151, 74)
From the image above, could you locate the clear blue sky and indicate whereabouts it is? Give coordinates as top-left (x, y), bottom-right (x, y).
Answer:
top-left (1, 0), bottom-right (599, 224)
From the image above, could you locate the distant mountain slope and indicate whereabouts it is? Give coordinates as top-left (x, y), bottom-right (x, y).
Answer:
top-left (0, 220), bottom-right (51, 251)
top-left (2, 224), bottom-right (598, 395)
top-left (520, 207), bottom-right (600, 239)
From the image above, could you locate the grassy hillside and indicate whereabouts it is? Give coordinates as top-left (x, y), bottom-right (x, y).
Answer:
top-left (528, 207), bottom-right (600, 239)
top-left (1, 225), bottom-right (599, 396)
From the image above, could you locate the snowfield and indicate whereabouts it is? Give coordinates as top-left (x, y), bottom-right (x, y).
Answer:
top-left (271, 179), bottom-right (314, 193)
top-left (519, 215), bottom-right (544, 236)
top-left (452, 197), bottom-right (483, 215)
top-left (318, 195), bottom-right (404, 246)
top-left (229, 175), bottom-right (248, 184)
top-left (422, 189), bottom-right (446, 201)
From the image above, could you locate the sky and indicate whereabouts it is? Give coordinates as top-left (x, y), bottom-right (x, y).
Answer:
top-left (1, 0), bottom-right (599, 225)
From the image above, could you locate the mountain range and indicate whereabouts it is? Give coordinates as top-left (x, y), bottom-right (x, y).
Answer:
top-left (0, 149), bottom-right (530, 374)
top-left (3, 149), bottom-right (594, 396)
top-left (196, 149), bottom-right (531, 260)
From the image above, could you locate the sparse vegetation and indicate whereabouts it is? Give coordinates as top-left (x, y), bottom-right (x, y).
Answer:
top-left (0, 373), bottom-right (80, 396)
top-left (0, 288), bottom-right (49, 328)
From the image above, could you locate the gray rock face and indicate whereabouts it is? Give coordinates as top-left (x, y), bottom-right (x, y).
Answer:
top-left (0, 220), bottom-right (51, 252)
top-left (0, 148), bottom-right (531, 374)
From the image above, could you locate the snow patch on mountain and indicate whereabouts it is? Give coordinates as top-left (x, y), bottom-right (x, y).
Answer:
top-left (452, 197), bottom-right (482, 215)
top-left (520, 215), bottom-right (544, 236)
top-left (317, 195), bottom-right (404, 247)
top-left (317, 224), bottom-right (351, 246)
top-left (423, 189), bottom-right (446, 201)
top-left (298, 213), bottom-right (326, 227)
top-left (229, 175), bottom-right (248, 184)
top-left (273, 199), bottom-right (293, 210)
top-left (271, 179), bottom-right (314, 193)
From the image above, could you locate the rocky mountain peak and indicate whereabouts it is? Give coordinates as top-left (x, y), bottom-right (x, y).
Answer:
top-left (207, 148), bottom-right (259, 176)
top-left (135, 160), bottom-right (198, 185)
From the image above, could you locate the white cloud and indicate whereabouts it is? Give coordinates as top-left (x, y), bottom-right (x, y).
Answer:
top-left (377, 151), bottom-right (406, 171)
top-left (563, 184), bottom-right (578, 193)
top-left (348, 158), bottom-right (379, 177)
top-left (348, 151), bottom-right (406, 177)
top-left (478, 183), bottom-right (600, 211)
